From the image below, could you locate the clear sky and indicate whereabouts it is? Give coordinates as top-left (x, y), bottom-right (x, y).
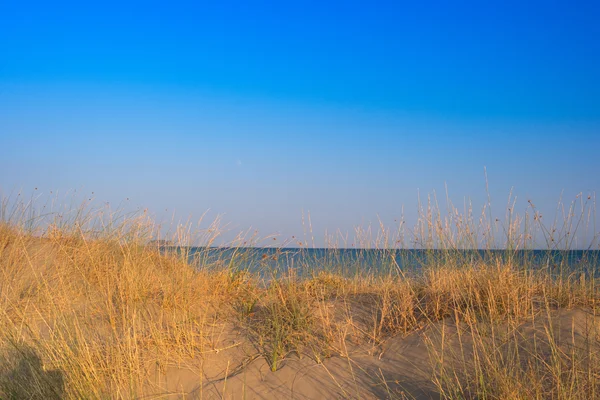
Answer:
top-left (1, 0), bottom-right (599, 246)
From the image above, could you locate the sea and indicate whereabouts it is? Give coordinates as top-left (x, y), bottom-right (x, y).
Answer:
top-left (163, 247), bottom-right (600, 278)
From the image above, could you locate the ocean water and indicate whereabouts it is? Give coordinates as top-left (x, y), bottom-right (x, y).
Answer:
top-left (166, 247), bottom-right (600, 278)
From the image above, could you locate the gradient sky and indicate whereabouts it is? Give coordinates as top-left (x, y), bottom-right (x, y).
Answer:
top-left (1, 0), bottom-right (599, 246)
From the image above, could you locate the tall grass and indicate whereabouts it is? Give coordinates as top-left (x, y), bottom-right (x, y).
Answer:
top-left (0, 190), bottom-right (598, 398)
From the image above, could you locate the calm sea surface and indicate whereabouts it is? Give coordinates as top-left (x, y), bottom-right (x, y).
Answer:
top-left (165, 247), bottom-right (600, 278)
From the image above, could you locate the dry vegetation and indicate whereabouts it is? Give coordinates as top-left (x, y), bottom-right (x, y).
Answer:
top-left (0, 192), bottom-right (599, 399)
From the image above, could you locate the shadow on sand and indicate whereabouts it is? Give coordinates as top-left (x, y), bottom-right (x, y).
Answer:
top-left (0, 343), bottom-right (64, 399)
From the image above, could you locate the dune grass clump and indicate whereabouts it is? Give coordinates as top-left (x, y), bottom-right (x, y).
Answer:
top-left (0, 215), bottom-right (238, 397)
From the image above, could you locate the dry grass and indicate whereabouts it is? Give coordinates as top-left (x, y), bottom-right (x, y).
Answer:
top-left (0, 192), bottom-right (599, 399)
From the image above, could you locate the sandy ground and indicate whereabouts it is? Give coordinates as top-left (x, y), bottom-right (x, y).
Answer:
top-left (148, 307), bottom-right (599, 399)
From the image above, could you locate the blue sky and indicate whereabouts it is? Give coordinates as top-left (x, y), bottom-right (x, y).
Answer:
top-left (1, 0), bottom-right (599, 246)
